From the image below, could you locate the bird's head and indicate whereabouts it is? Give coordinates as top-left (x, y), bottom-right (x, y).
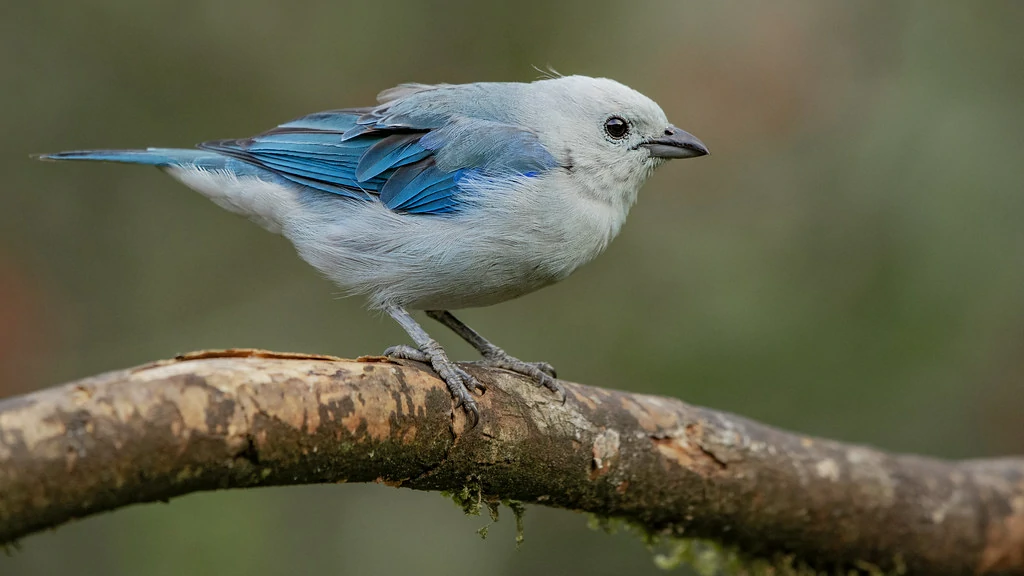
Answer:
top-left (525, 75), bottom-right (707, 207)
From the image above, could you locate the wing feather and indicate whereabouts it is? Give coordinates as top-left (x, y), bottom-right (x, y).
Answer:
top-left (196, 84), bottom-right (557, 215)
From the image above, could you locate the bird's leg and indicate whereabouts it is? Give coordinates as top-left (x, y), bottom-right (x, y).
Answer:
top-left (425, 310), bottom-right (562, 398)
top-left (382, 305), bottom-right (484, 425)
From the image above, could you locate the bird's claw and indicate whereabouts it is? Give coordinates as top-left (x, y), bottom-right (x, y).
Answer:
top-left (531, 361), bottom-right (558, 379)
top-left (532, 371), bottom-right (566, 404)
top-left (383, 344), bottom-right (431, 363)
top-left (384, 344), bottom-right (485, 426)
top-left (452, 364), bottom-right (487, 395)
top-left (482, 350), bottom-right (564, 402)
top-left (449, 386), bottom-right (480, 427)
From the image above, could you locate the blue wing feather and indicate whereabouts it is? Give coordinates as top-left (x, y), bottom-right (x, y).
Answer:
top-left (379, 160), bottom-right (460, 212)
top-left (255, 156), bottom-right (370, 189)
top-left (196, 87), bottom-right (558, 215)
top-left (377, 161), bottom-right (429, 205)
top-left (407, 178), bottom-right (464, 207)
top-left (276, 172), bottom-right (374, 200)
top-left (354, 134), bottom-right (430, 182)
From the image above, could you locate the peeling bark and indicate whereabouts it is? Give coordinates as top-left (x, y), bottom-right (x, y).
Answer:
top-left (0, 349), bottom-right (1021, 574)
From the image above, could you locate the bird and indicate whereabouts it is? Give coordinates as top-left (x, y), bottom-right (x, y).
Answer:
top-left (37, 75), bottom-right (708, 425)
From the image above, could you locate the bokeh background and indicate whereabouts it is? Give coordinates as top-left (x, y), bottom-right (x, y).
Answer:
top-left (2, 1), bottom-right (1022, 574)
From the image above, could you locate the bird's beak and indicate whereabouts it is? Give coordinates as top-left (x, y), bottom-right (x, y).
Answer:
top-left (641, 126), bottom-right (709, 159)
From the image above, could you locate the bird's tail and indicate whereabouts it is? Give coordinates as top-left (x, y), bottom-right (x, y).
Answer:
top-left (34, 148), bottom-right (225, 168)
top-left (35, 147), bottom-right (299, 234)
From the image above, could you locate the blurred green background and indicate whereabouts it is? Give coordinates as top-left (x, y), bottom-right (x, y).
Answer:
top-left (2, 1), bottom-right (1022, 574)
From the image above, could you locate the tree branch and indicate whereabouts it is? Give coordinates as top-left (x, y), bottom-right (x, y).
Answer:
top-left (0, 349), bottom-right (1021, 574)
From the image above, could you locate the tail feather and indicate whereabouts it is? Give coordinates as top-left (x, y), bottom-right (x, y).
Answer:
top-left (35, 145), bottom-right (302, 234)
top-left (34, 148), bottom-right (225, 168)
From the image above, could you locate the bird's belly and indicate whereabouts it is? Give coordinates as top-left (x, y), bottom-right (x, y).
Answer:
top-left (284, 192), bottom-right (616, 310)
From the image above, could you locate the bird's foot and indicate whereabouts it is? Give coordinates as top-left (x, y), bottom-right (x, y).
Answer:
top-left (480, 348), bottom-right (564, 401)
top-left (384, 343), bottom-right (486, 426)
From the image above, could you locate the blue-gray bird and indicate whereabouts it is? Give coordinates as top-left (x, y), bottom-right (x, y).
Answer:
top-left (38, 75), bottom-right (708, 425)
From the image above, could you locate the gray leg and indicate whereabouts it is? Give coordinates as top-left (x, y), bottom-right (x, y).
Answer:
top-left (383, 305), bottom-right (485, 425)
top-left (425, 310), bottom-right (562, 398)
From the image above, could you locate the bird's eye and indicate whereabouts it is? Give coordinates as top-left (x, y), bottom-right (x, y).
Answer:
top-left (604, 116), bottom-right (629, 139)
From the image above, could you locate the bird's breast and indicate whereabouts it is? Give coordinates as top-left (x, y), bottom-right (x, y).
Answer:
top-left (456, 173), bottom-right (630, 286)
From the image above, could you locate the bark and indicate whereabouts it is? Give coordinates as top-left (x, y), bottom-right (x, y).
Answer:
top-left (0, 349), bottom-right (1021, 574)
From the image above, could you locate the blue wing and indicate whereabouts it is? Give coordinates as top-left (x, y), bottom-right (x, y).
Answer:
top-left (198, 86), bottom-right (559, 215)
